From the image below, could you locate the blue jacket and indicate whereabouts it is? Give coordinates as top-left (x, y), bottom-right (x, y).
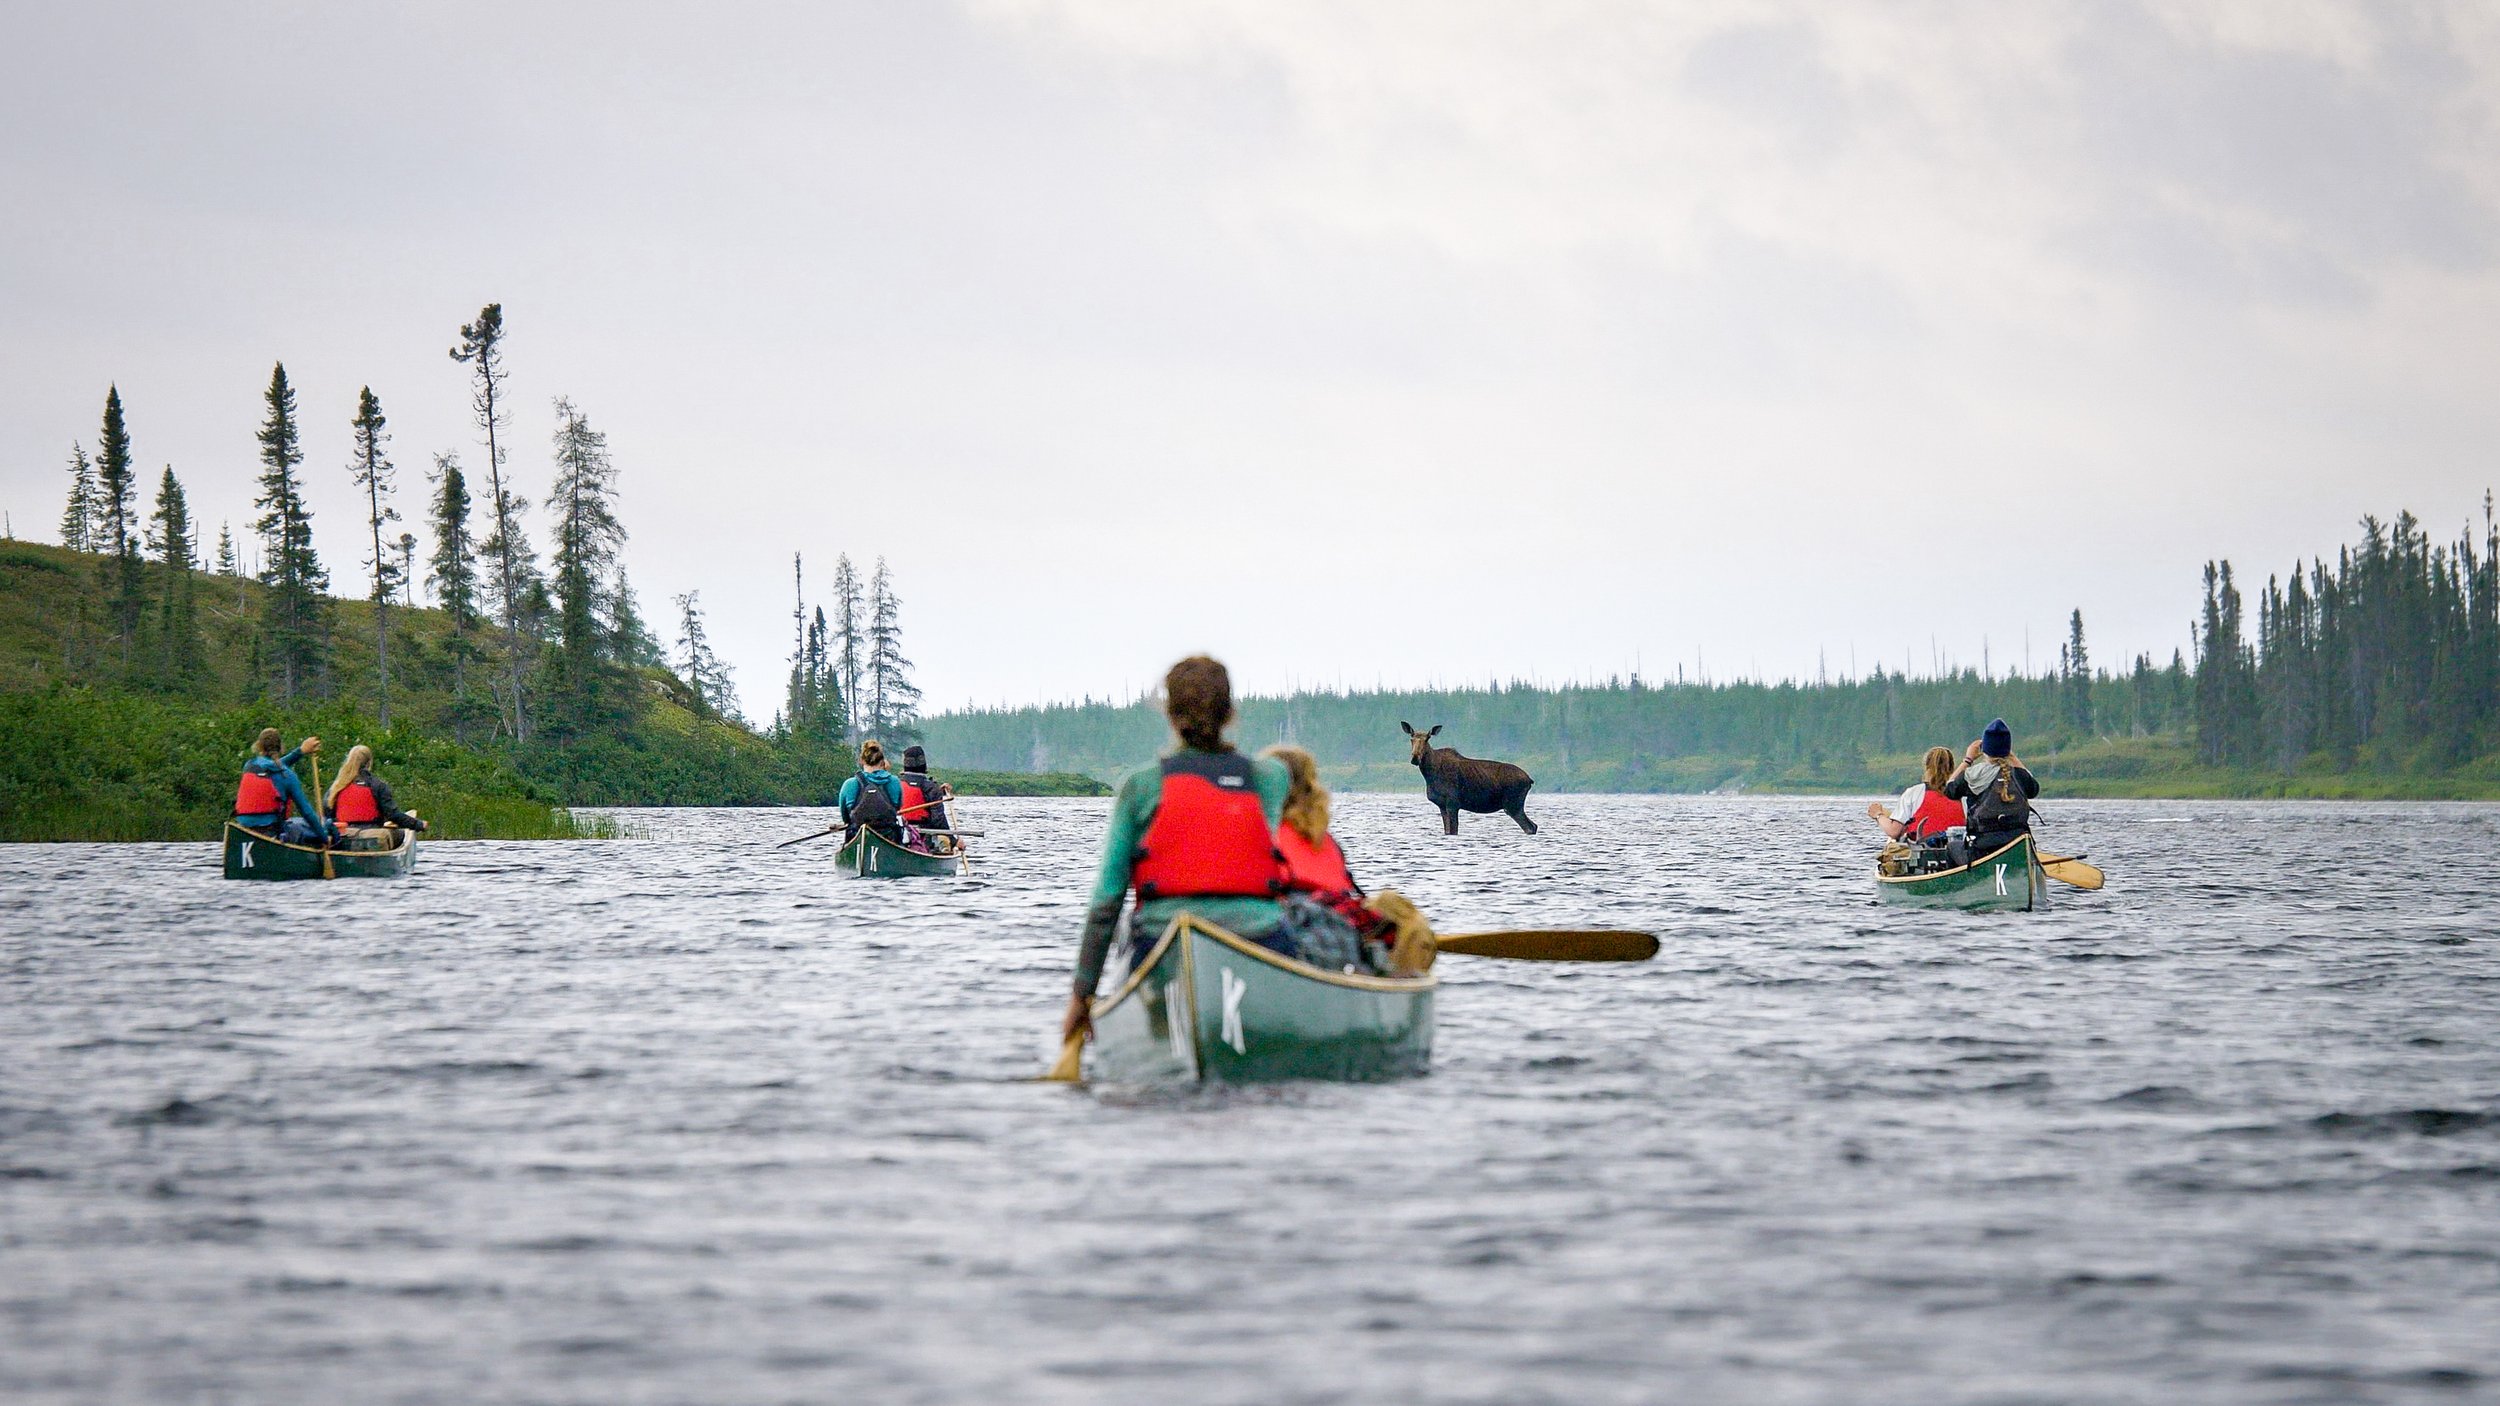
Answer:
top-left (838, 768), bottom-right (903, 819)
top-left (239, 750), bottom-right (336, 839)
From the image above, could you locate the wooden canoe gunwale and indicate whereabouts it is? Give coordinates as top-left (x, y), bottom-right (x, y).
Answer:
top-left (1874, 833), bottom-right (2031, 888)
top-left (221, 821), bottom-right (416, 880)
top-left (1088, 912), bottom-right (1437, 1084)
top-left (1872, 832), bottom-right (2043, 910)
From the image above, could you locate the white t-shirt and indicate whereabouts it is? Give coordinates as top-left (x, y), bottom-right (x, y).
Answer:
top-left (1889, 784), bottom-right (1927, 824)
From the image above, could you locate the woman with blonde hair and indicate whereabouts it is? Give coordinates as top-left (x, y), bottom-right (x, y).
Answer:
top-left (325, 744), bottom-right (427, 839)
top-left (1262, 744), bottom-right (1363, 912)
top-left (1866, 745), bottom-right (1965, 844)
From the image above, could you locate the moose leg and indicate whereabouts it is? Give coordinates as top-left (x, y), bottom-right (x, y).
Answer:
top-left (1506, 797), bottom-right (1539, 834)
top-left (1441, 806), bottom-right (1460, 836)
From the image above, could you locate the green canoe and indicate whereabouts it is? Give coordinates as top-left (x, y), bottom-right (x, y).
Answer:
top-left (1087, 914), bottom-right (1436, 1083)
top-left (222, 821), bottom-right (418, 880)
top-left (834, 825), bottom-right (966, 878)
top-left (1874, 833), bottom-right (2046, 912)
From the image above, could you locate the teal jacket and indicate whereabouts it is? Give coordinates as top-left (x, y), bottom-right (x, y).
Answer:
top-left (1072, 747), bottom-right (1289, 996)
top-left (838, 768), bottom-right (904, 819)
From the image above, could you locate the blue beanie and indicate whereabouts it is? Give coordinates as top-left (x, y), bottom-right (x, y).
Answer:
top-left (1982, 719), bottom-right (2012, 758)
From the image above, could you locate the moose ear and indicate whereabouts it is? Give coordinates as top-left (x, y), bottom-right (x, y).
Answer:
top-left (1428, 725), bottom-right (1443, 738)
top-left (1399, 721), bottom-right (1414, 735)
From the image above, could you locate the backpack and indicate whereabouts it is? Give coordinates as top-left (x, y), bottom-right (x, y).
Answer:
top-left (847, 773), bottom-right (901, 836)
top-left (1965, 759), bottom-right (2029, 833)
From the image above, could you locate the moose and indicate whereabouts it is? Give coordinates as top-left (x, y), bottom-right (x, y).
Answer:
top-left (1403, 721), bottom-right (1538, 835)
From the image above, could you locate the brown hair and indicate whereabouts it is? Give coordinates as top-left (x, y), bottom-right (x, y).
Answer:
top-left (256, 728), bottom-right (283, 756)
top-left (326, 744), bottom-right (373, 809)
top-left (859, 739), bottom-right (887, 770)
top-left (1163, 655), bottom-right (1233, 752)
top-left (1922, 746), bottom-right (1955, 791)
top-left (1263, 744), bottom-right (1329, 844)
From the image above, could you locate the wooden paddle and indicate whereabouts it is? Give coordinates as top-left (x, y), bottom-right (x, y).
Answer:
top-left (1435, 930), bottom-right (1658, 962)
top-left (1041, 1031), bottom-right (1084, 1082)
top-left (307, 749), bottom-right (334, 880)
top-left (2037, 852), bottom-right (2104, 890)
top-left (776, 824), bottom-right (843, 848)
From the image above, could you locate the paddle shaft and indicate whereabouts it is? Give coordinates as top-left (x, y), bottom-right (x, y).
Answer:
top-left (308, 750), bottom-right (334, 878)
top-left (1435, 929), bottom-right (1659, 962)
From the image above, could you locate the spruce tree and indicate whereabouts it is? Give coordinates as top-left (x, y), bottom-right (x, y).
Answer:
top-left (145, 466), bottom-right (201, 686)
top-left (865, 556), bottom-right (920, 739)
top-left (673, 590), bottom-right (741, 721)
top-left (451, 303), bottom-right (535, 743)
top-left (348, 386), bottom-right (403, 726)
top-left (427, 452), bottom-right (486, 744)
top-left (544, 396), bottom-right (628, 735)
top-left (253, 362), bottom-right (329, 700)
top-left (2062, 609), bottom-right (2093, 735)
top-left (612, 570), bottom-right (664, 668)
top-left (95, 387), bottom-right (143, 668)
top-left (785, 552), bottom-right (808, 734)
top-left (831, 552), bottom-right (864, 741)
top-left (215, 521), bottom-right (239, 576)
top-left (397, 532), bottom-right (418, 605)
top-left (60, 443), bottom-right (96, 552)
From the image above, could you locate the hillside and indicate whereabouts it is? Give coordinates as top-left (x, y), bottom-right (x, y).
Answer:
top-left (0, 540), bottom-right (1104, 840)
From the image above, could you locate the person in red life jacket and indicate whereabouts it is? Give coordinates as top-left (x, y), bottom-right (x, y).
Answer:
top-left (1261, 744), bottom-right (1363, 913)
top-left (897, 744), bottom-right (954, 851)
top-left (233, 728), bottom-right (337, 846)
top-left (1867, 745), bottom-right (1967, 844)
top-left (323, 744), bottom-right (428, 842)
top-left (1061, 656), bottom-right (1290, 1047)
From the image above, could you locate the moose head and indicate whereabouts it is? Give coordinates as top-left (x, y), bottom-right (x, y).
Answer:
top-left (1400, 720), bottom-right (1443, 766)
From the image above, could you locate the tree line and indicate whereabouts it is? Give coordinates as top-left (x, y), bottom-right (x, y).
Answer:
top-left (2191, 504), bottom-right (2499, 774)
top-left (921, 502), bottom-right (2497, 791)
top-left (47, 303), bottom-right (925, 766)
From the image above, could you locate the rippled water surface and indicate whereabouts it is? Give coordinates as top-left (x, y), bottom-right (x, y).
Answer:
top-left (4, 796), bottom-right (2498, 1404)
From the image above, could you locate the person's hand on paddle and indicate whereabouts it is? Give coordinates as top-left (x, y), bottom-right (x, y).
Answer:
top-left (301, 735), bottom-right (322, 756)
top-left (1865, 801), bottom-right (1887, 820)
top-left (1060, 991), bottom-right (1093, 1045)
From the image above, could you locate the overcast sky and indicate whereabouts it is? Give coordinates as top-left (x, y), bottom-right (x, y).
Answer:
top-left (6, 1), bottom-right (2498, 719)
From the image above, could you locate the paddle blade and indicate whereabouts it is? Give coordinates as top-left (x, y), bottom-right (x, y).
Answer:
top-left (1435, 930), bottom-right (1659, 962)
top-left (2039, 854), bottom-right (2105, 890)
top-left (1041, 1032), bottom-right (1085, 1082)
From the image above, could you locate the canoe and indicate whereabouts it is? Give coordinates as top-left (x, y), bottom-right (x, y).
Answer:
top-left (1874, 832), bottom-right (2046, 912)
top-left (834, 825), bottom-right (966, 878)
top-left (1088, 913), bottom-right (1435, 1083)
top-left (222, 821), bottom-right (417, 880)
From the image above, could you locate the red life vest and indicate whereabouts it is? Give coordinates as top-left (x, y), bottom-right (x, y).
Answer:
top-left (234, 768), bottom-right (285, 818)
top-left (1131, 752), bottom-right (1284, 901)
top-left (1276, 823), bottom-right (1356, 900)
top-left (899, 779), bottom-right (931, 820)
top-left (1907, 786), bottom-right (1965, 841)
top-left (332, 779), bottom-right (381, 825)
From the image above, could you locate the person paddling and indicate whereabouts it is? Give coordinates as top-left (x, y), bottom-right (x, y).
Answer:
top-left (232, 728), bottom-right (337, 846)
top-left (838, 739), bottom-right (906, 845)
top-left (1867, 746), bottom-right (1967, 845)
top-left (324, 744), bottom-right (428, 841)
top-left (1945, 719), bottom-right (2039, 857)
top-left (1061, 656), bottom-right (1289, 1047)
top-left (898, 744), bottom-right (954, 848)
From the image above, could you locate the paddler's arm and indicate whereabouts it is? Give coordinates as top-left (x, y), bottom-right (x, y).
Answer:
top-left (1064, 766), bottom-right (1158, 1040)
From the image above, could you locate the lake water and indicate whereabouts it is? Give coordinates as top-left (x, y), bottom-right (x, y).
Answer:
top-left (3, 796), bottom-right (2497, 1404)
